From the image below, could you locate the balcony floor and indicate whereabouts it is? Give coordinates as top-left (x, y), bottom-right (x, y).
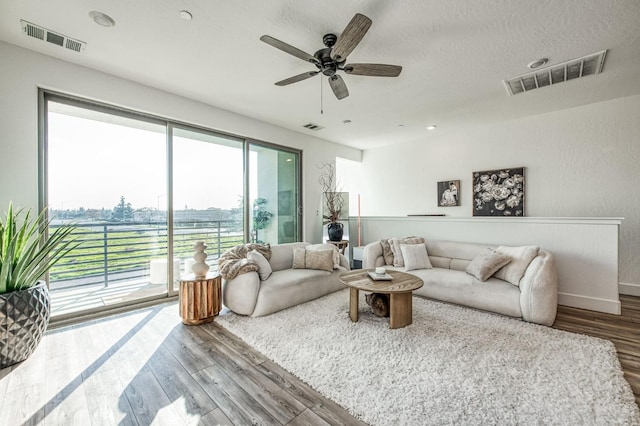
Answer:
top-left (50, 278), bottom-right (172, 317)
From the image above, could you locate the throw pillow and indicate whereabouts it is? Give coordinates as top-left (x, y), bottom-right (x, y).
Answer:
top-left (292, 247), bottom-right (307, 269)
top-left (493, 245), bottom-right (540, 286)
top-left (291, 247), bottom-right (334, 272)
top-left (380, 239), bottom-right (395, 265)
top-left (390, 236), bottom-right (425, 267)
top-left (304, 249), bottom-right (335, 272)
top-left (465, 248), bottom-right (512, 281)
top-left (247, 250), bottom-right (273, 281)
top-left (307, 243), bottom-right (340, 269)
top-left (400, 243), bottom-right (432, 272)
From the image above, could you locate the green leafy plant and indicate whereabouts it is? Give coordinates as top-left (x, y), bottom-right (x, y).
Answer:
top-left (0, 203), bottom-right (79, 294)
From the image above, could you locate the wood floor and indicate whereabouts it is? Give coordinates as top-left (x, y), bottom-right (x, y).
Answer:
top-left (0, 295), bottom-right (638, 425)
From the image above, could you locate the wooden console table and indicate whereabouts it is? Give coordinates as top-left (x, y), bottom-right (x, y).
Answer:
top-left (179, 271), bottom-right (222, 325)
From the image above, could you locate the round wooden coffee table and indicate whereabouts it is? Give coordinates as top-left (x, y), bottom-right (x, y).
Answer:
top-left (340, 269), bottom-right (424, 329)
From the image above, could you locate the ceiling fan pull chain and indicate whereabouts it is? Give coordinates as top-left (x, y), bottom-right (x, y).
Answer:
top-left (320, 76), bottom-right (324, 114)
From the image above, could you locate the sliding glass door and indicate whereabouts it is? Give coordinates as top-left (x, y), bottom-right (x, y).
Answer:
top-left (171, 126), bottom-right (244, 290)
top-left (42, 91), bottom-right (301, 318)
top-left (249, 143), bottom-right (300, 244)
top-left (46, 100), bottom-right (168, 316)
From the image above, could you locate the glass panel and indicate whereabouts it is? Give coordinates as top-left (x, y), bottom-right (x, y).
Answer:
top-left (46, 100), bottom-right (168, 317)
top-left (172, 127), bottom-right (244, 289)
top-left (249, 145), bottom-right (299, 244)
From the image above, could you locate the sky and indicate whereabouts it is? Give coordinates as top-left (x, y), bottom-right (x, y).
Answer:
top-left (48, 109), bottom-right (252, 211)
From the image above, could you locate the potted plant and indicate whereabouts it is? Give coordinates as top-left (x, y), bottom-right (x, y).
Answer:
top-left (251, 198), bottom-right (274, 243)
top-left (318, 163), bottom-right (345, 241)
top-left (0, 203), bottom-right (78, 369)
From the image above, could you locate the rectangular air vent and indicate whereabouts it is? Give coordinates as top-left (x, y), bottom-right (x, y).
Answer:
top-left (503, 50), bottom-right (607, 96)
top-left (20, 20), bottom-right (86, 53)
top-left (303, 123), bottom-right (324, 131)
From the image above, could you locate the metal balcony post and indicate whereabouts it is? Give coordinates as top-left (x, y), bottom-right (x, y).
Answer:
top-left (217, 221), bottom-right (221, 257)
top-left (103, 224), bottom-right (109, 288)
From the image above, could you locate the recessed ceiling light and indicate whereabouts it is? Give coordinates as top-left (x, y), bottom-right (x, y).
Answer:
top-left (426, 125), bottom-right (437, 130)
top-left (89, 11), bottom-right (115, 27)
top-left (342, 119), bottom-right (352, 125)
top-left (527, 58), bottom-right (548, 69)
top-left (179, 10), bottom-right (193, 20)
top-left (398, 124), bottom-right (405, 127)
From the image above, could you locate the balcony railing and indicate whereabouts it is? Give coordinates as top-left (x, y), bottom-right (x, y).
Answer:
top-left (49, 220), bottom-right (243, 290)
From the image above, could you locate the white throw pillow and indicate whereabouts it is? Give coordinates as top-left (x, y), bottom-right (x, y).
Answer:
top-left (400, 243), bottom-right (432, 272)
top-left (247, 249), bottom-right (272, 280)
top-left (466, 248), bottom-right (512, 281)
top-left (493, 245), bottom-right (540, 286)
top-left (390, 236), bottom-right (425, 267)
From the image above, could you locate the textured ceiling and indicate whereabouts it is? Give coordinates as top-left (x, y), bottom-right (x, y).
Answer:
top-left (1, 0), bottom-right (640, 149)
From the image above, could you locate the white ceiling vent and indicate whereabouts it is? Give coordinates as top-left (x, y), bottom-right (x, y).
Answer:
top-left (20, 20), bottom-right (86, 53)
top-left (504, 50), bottom-right (607, 96)
top-left (303, 123), bottom-right (324, 131)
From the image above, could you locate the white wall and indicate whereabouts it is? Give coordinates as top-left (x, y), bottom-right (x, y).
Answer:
top-left (355, 94), bottom-right (640, 292)
top-left (0, 41), bottom-right (361, 243)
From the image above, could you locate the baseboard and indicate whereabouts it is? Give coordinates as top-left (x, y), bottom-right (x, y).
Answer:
top-left (558, 292), bottom-right (621, 315)
top-left (619, 282), bottom-right (640, 297)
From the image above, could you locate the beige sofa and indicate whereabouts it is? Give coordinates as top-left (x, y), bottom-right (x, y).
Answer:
top-left (363, 239), bottom-right (558, 326)
top-left (222, 242), bottom-right (350, 317)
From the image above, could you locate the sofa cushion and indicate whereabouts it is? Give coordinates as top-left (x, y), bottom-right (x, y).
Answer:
top-left (247, 249), bottom-right (272, 280)
top-left (494, 245), bottom-right (540, 286)
top-left (401, 243), bottom-right (433, 271)
top-left (252, 269), bottom-right (344, 317)
top-left (292, 247), bottom-right (334, 272)
top-left (408, 267), bottom-right (522, 318)
top-left (465, 248), bottom-right (511, 281)
top-left (390, 236), bottom-right (425, 267)
top-left (270, 242), bottom-right (309, 271)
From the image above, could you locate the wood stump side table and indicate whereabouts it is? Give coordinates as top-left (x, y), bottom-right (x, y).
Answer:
top-left (179, 271), bottom-right (222, 325)
top-left (326, 239), bottom-right (349, 255)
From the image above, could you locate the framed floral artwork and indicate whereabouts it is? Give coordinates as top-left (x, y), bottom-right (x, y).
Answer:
top-left (472, 167), bottom-right (525, 216)
top-left (438, 180), bottom-right (460, 207)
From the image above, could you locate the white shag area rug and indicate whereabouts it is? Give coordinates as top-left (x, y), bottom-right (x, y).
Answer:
top-left (217, 290), bottom-right (639, 425)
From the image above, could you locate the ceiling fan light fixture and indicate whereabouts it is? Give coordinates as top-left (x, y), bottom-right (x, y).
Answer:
top-left (89, 11), bottom-right (115, 27)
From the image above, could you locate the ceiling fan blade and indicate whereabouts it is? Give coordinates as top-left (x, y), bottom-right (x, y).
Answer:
top-left (331, 13), bottom-right (372, 61)
top-left (275, 71), bottom-right (319, 86)
top-left (344, 63), bottom-right (402, 77)
top-left (329, 75), bottom-right (349, 100)
top-left (260, 35), bottom-right (318, 64)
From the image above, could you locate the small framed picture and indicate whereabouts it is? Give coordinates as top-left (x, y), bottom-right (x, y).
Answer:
top-left (437, 180), bottom-right (460, 207)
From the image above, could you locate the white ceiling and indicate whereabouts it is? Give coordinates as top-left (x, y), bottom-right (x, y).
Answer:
top-left (1, 0), bottom-right (640, 150)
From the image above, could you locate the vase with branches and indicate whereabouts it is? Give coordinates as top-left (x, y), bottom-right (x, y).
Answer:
top-left (318, 162), bottom-right (345, 241)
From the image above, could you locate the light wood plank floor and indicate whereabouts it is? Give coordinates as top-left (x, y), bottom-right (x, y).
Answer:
top-left (1, 296), bottom-right (638, 425)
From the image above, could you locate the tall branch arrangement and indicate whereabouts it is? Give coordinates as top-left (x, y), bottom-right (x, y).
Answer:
top-left (318, 162), bottom-right (344, 224)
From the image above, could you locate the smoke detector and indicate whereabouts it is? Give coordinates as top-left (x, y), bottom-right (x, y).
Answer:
top-left (20, 20), bottom-right (86, 53)
top-left (504, 50), bottom-right (607, 96)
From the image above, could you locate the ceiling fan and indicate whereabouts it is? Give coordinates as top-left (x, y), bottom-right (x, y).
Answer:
top-left (260, 13), bottom-right (402, 100)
